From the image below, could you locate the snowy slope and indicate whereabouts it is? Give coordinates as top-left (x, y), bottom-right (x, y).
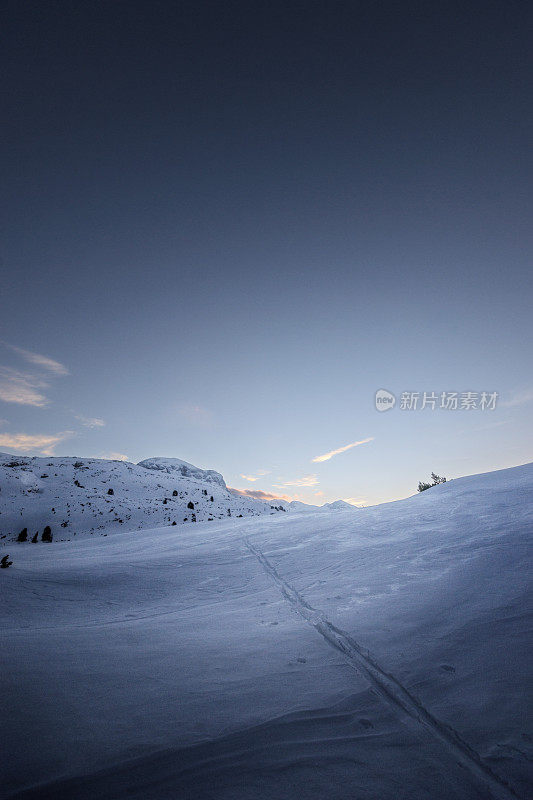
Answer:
top-left (0, 453), bottom-right (282, 541)
top-left (1, 462), bottom-right (531, 800)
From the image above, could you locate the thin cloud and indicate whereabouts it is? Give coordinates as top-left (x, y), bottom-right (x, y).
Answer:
top-left (229, 487), bottom-right (293, 502)
top-left (240, 470), bottom-right (270, 482)
top-left (499, 388), bottom-right (533, 408)
top-left (312, 437), bottom-right (374, 463)
top-left (0, 367), bottom-right (49, 406)
top-left (76, 415), bottom-right (106, 428)
top-left (0, 345), bottom-right (68, 407)
top-left (274, 474), bottom-right (318, 488)
top-left (4, 344), bottom-right (68, 376)
top-left (0, 431), bottom-right (74, 456)
top-left (343, 497), bottom-right (367, 507)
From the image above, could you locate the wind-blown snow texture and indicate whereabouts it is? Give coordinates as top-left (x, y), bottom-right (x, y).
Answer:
top-left (1, 462), bottom-right (531, 799)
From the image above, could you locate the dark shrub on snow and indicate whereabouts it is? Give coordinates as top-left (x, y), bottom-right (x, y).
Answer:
top-left (42, 526), bottom-right (53, 542)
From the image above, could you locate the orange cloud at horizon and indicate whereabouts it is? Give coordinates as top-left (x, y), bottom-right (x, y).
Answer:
top-left (228, 486), bottom-right (294, 503)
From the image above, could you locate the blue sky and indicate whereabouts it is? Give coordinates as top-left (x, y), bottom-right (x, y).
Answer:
top-left (1, 1), bottom-right (532, 505)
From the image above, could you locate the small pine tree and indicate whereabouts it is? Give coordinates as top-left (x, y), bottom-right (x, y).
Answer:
top-left (187, 501), bottom-right (194, 510)
top-left (42, 526), bottom-right (53, 543)
top-left (17, 528), bottom-right (28, 542)
top-left (191, 513), bottom-right (196, 522)
top-left (107, 488), bottom-right (114, 496)
top-left (227, 508), bottom-right (231, 517)
top-left (31, 532), bottom-right (39, 543)
top-left (173, 490), bottom-right (178, 496)
top-left (210, 496), bottom-right (214, 502)
top-left (1, 555), bottom-right (13, 568)
top-left (418, 473), bottom-right (447, 492)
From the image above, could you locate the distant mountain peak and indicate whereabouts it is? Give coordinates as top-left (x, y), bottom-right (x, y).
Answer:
top-left (137, 457), bottom-right (226, 488)
top-left (322, 500), bottom-right (358, 510)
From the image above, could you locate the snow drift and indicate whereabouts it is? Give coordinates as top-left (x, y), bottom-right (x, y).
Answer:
top-left (1, 462), bottom-right (531, 799)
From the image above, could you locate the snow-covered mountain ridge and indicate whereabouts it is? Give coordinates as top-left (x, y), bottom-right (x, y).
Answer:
top-left (0, 453), bottom-right (282, 541)
top-left (137, 457), bottom-right (227, 488)
top-left (0, 453), bottom-right (361, 542)
top-left (271, 497), bottom-right (358, 512)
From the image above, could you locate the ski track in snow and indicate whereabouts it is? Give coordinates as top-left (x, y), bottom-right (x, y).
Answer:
top-left (244, 537), bottom-right (520, 800)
